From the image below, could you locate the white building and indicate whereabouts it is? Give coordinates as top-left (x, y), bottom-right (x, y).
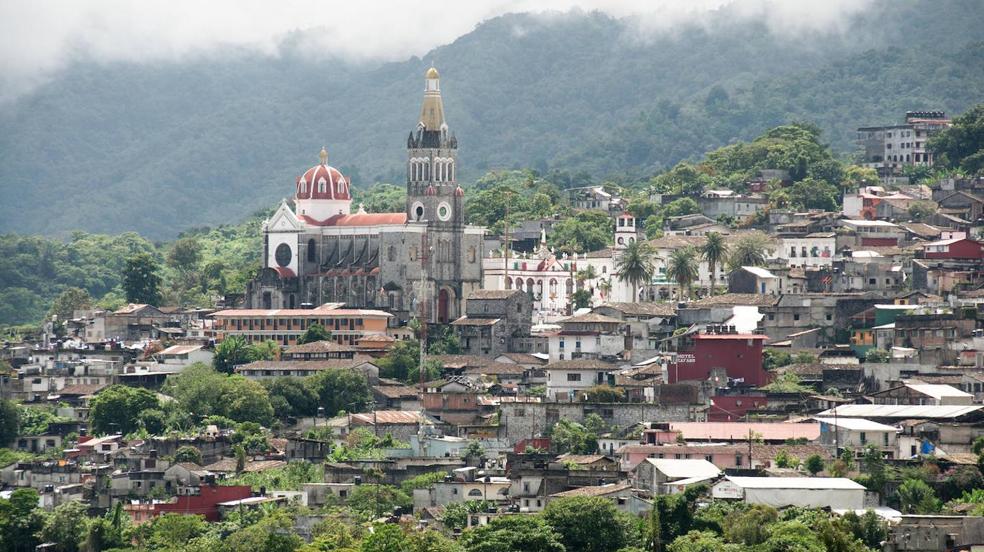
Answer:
top-left (815, 417), bottom-right (900, 458)
top-left (776, 232), bottom-right (837, 267)
top-left (712, 476), bottom-right (867, 510)
top-left (153, 344), bottom-right (214, 372)
top-left (544, 359), bottom-right (616, 401)
top-left (545, 313), bottom-right (625, 362)
top-left (631, 458), bottom-right (721, 495)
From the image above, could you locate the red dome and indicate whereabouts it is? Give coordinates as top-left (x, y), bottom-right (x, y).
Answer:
top-left (454, 186), bottom-right (464, 197)
top-left (296, 164), bottom-right (350, 201)
top-left (425, 185), bottom-right (437, 196)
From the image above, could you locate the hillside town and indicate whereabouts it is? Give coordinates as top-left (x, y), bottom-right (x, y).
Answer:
top-left (2, 67), bottom-right (984, 552)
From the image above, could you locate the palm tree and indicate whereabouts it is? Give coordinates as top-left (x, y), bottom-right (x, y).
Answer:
top-left (727, 232), bottom-right (774, 271)
top-left (597, 278), bottom-right (612, 301)
top-left (666, 246), bottom-right (699, 300)
top-left (575, 265), bottom-right (598, 291)
top-left (616, 240), bottom-right (656, 302)
top-left (700, 232), bottom-right (729, 294)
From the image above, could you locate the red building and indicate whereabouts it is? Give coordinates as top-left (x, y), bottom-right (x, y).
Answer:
top-left (707, 395), bottom-right (769, 422)
top-left (922, 238), bottom-right (983, 260)
top-left (670, 333), bottom-right (768, 387)
top-left (125, 484), bottom-right (253, 523)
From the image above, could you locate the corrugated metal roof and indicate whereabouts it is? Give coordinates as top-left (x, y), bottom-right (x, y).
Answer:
top-left (818, 404), bottom-right (982, 419)
top-left (724, 476), bottom-right (865, 490)
top-left (644, 458), bottom-right (721, 480)
top-left (813, 417), bottom-right (899, 431)
top-left (669, 422), bottom-right (819, 441)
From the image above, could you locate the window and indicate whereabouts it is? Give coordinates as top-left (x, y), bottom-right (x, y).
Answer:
top-left (567, 373), bottom-right (582, 382)
top-left (307, 239), bottom-right (316, 262)
top-left (793, 314), bottom-right (800, 321)
top-left (735, 455), bottom-right (743, 466)
top-left (826, 314), bottom-right (832, 321)
top-left (468, 489), bottom-right (483, 497)
top-left (860, 432), bottom-right (867, 444)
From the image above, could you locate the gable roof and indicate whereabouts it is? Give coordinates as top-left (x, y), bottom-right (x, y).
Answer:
top-left (641, 458), bottom-right (721, 480)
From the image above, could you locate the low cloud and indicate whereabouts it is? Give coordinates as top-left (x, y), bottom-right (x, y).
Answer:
top-left (0, 0), bottom-right (875, 101)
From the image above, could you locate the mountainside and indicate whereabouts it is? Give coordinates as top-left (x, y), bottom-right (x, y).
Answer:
top-left (2, 0), bottom-right (983, 238)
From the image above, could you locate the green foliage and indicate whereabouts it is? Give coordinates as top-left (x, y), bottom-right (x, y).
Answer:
top-left (400, 471), bottom-right (449, 494)
top-left (864, 349), bottom-right (891, 363)
top-left (841, 510), bottom-right (887, 550)
top-left (40, 500), bottom-right (88, 552)
top-left (346, 484), bottom-right (411, 521)
top-left (805, 454), bottom-right (825, 476)
top-left (0, 488), bottom-right (45, 552)
top-left (460, 514), bottom-right (565, 552)
top-left (47, 287), bottom-right (93, 321)
top-left (665, 246), bottom-right (699, 299)
top-left (774, 449), bottom-right (799, 469)
top-left (133, 512), bottom-right (210, 550)
top-left (550, 419), bottom-right (598, 454)
top-left (861, 445), bottom-right (887, 493)
top-left (122, 252), bottom-right (163, 305)
top-left (264, 377), bottom-right (319, 419)
top-left (930, 103), bottom-right (984, 174)
top-left (572, 288), bottom-right (593, 309)
top-left (353, 183), bottom-right (407, 214)
top-left (543, 496), bottom-right (627, 552)
top-left (550, 210), bottom-right (613, 254)
top-left (723, 503), bottom-right (778, 546)
top-left (164, 363), bottom-right (274, 426)
top-left (89, 384), bottom-right (160, 435)
top-left (428, 327), bottom-right (462, 355)
top-left (463, 440), bottom-right (485, 459)
top-left (896, 478), bottom-right (941, 514)
top-left (788, 177), bottom-right (841, 211)
top-left (213, 335), bottom-right (257, 374)
top-left (306, 367), bottom-right (371, 417)
top-left (297, 324), bottom-right (332, 345)
top-left (726, 232), bottom-right (773, 271)
top-left (616, 239), bottom-right (656, 301)
top-left (376, 339), bottom-right (420, 382)
top-left (0, 400), bottom-right (18, 447)
top-left (584, 385), bottom-right (624, 403)
top-left (667, 531), bottom-right (742, 552)
top-left (760, 372), bottom-right (814, 394)
top-left (173, 445), bottom-right (203, 465)
top-left (224, 511), bottom-right (303, 552)
top-left (700, 232), bottom-right (729, 292)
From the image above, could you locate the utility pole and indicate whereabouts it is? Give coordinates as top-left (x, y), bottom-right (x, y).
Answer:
top-left (503, 199), bottom-right (510, 291)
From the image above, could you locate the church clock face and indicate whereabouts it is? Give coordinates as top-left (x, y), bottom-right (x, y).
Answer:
top-left (275, 243), bottom-right (292, 267)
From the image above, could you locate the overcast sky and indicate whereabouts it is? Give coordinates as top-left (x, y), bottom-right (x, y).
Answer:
top-left (0, 0), bottom-right (872, 100)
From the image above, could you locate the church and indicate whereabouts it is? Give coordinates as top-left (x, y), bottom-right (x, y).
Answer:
top-left (246, 68), bottom-right (485, 324)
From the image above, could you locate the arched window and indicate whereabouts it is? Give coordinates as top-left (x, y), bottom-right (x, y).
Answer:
top-left (299, 179), bottom-right (307, 194)
top-left (424, 162), bottom-right (429, 181)
top-left (307, 239), bottom-right (317, 262)
top-left (388, 245), bottom-right (397, 262)
top-left (467, 489), bottom-right (483, 497)
top-left (448, 161), bottom-right (454, 182)
top-left (505, 277), bottom-right (512, 290)
top-left (566, 278), bottom-right (574, 296)
top-left (318, 178), bottom-right (326, 193)
top-left (549, 278), bottom-right (558, 295)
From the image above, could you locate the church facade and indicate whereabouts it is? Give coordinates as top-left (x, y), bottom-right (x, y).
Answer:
top-left (246, 68), bottom-right (484, 324)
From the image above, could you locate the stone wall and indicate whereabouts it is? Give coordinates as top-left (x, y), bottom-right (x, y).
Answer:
top-left (498, 402), bottom-right (704, 445)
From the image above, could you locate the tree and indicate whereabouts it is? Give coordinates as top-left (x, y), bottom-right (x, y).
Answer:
top-left (572, 289), bottom-right (593, 309)
top-left (347, 484), bottom-right (411, 521)
top-left (788, 177), bottom-right (840, 211)
top-left (40, 500), bottom-right (88, 552)
top-left (723, 503), bottom-right (778, 546)
top-left (173, 445), bottom-right (203, 465)
top-left (550, 210), bottom-right (613, 254)
top-left (376, 339), bottom-right (420, 382)
top-left (865, 348), bottom-right (890, 363)
top-left (134, 513), bottom-right (209, 550)
top-left (122, 252), bottom-right (163, 305)
top-left (264, 377), bottom-right (319, 419)
top-left (616, 240), bottom-right (656, 301)
top-left (805, 454), bottom-right (825, 476)
top-left (862, 445), bottom-right (887, 492)
top-left (463, 440), bottom-right (485, 460)
top-left (249, 340), bottom-right (280, 361)
top-left (841, 510), bottom-right (887, 550)
top-left (543, 495), bottom-right (627, 552)
top-left (307, 368), bottom-right (371, 416)
top-left (551, 419), bottom-right (597, 454)
top-left (89, 384), bottom-right (159, 435)
top-left (0, 399), bottom-right (18, 447)
top-left (47, 287), bottom-right (93, 321)
top-left (167, 237), bottom-right (202, 272)
top-left (223, 377), bottom-right (275, 426)
top-left (907, 200), bottom-right (938, 221)
top-left (297, 323), bottom-right (332, 345)
top-left (224, 511), bottom-right (303, 552)
top-left (896, 478), bottom-right (941, 514)
top-left (700, 232), bottom-right (728, 294)
top-left (361, 523), bottom-right (409, 552)
top-left (774, 449), bottom-right (799, 469)
top-left (585, 385), bottom-right (624, 403)
top-left (428, 327), bottom-right (462, 355)
top-left (213, 335), bottom-right (256, 374)
top-left (930, 103), bottom-right (984, 174)
top-left (727, 233), bottom-right (773, 271)
top-left (0, 488), bottom-right (45, 552)
top-left (665, 246), bottom-right (699, 300)
top-left (667, 531), bottom-right (742, 552)
top-left (460, 515), bottom-right (565, 552)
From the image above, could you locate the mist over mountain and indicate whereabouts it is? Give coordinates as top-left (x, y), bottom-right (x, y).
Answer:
top-left (1, 0), bottom-right (983, 238)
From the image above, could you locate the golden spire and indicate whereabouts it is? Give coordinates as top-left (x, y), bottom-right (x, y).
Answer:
top-left (319, 146), bottom-right (328, 165)
top-left (419, 66), bottom-right (445, 131)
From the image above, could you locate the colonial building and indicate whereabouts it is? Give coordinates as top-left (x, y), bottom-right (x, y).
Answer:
top-left (246, 68), bottom-right (484, 324)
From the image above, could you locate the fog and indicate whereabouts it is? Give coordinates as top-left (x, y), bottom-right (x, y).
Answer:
top-left (0, 0), bottom-right (873, 100)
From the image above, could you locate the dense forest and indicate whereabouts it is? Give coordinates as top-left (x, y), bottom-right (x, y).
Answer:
top-left (1, 0), bottom-right (984, 238)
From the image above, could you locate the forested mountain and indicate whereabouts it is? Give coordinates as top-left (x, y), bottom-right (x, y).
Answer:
top-left (1, 0), bottom-right (983, 238)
